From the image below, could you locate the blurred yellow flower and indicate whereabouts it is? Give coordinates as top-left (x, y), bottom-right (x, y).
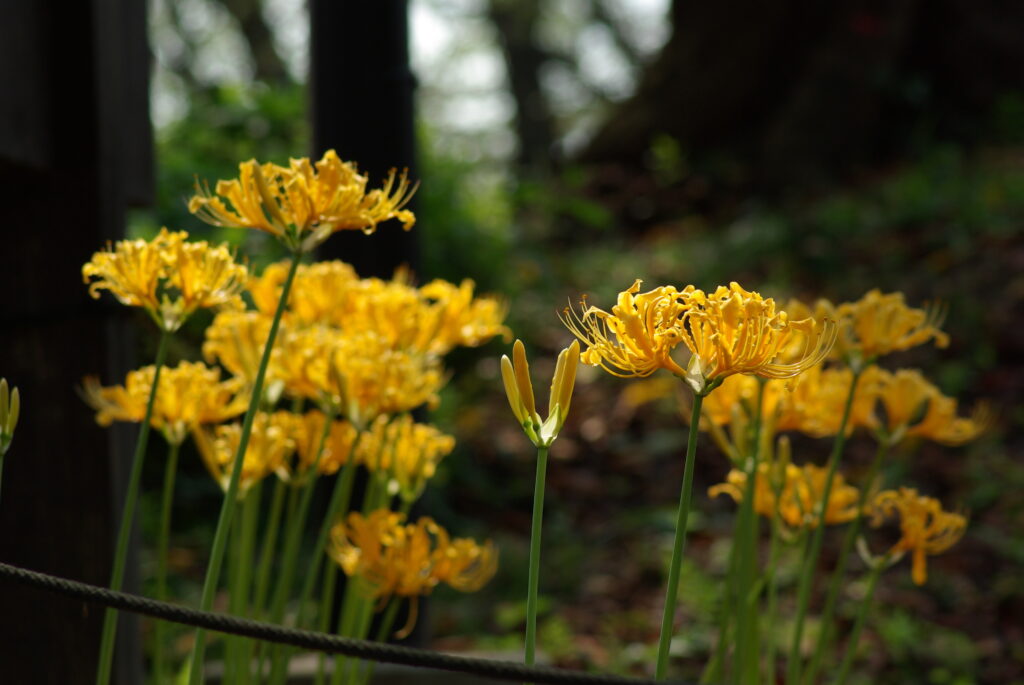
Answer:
top-left (562, 279), bottom-right (688, 379)
top-left (202, 311), bottom-right (279, 389)
top-left (248, 260), bottom-right (360, 325)
top-left (329, 509), bottom-right (497, 601)
top-left (710, 462), bottom-right (860, 530)
top-left (861, 368), bottom-right (992, 445)
top-left (192, 412), bottom-right (295, 496)
top-left (417, 278), bottom-right (511, 354)
top-left (357, 414), bottom-right (456, 501)
top-left (774, 365), bottom-right (883, 439)
top-left (280, 410), bottom-right (360, 479)
top-left (501, 339), bottom-right (580, 447)
top-left (679, 282), bottom-right (836, 394)
top-left (274, 327), bottom-right (444, 424)
top-left (189, 150), bottom-right (416, 251)
top-left (827, 290), bottom-right (949, 366)
top-left (82, 362), bottom-right (247, 445)
top-left (870, 487), bottom-right (966, 585)
top-left (82, 228), bottom-right (247, 332)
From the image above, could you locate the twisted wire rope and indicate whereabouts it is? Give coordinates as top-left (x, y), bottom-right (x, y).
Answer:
top-left (0, 561), bottom-right (692, 685)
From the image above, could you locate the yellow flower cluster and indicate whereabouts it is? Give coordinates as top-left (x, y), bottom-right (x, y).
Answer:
top-left (329, 509), bottom-right (497, 600)
top-left (823, 290), bottom-right (949, 367)
top-left (193, 412), bottom-right (296, 497)
top-left (710, 462), bottom-right (860, 530)
top-left (249, 261), bottom-right (510, 356)
top-left (82, 228), bottom-right (247, 331)
top-left (189, 150), bottom-right (416, 251)
top-left (564, 280), bottom-right (835, 394)
top-left (82, 362), bottom-right (247, 445)
top-left (870, 487), bottom-right (967, 585)
top-left (357, 414), bottom-right (456, 501)
top-left (279, 410), bottom-right (360, 479)
top-left (867, 368), bottom-right (992, 445)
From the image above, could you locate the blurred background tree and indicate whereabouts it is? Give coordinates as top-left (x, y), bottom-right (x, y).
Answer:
top-left (136, 1), bottom-right (1023, 683)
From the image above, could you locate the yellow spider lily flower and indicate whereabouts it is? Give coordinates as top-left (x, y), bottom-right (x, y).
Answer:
top-left (501, 339), bottom-right (580, 447)
top-left (279, 410), bottom-right (360, 480)
top-left (826, 290), bottom-right (949, 367)
top-left (863, 368), bottom-right (992, 445)
top-left (82, 362), bottom-right (248, 445)
top-left (202, 310), bottom-right (281, 392)
top-left (329, 509), bottom-right (497, 601)
top-left (710, 462), bottom-right (860, 530)
top-left (357, 414), bottom-right (456, 502)
top-left (678, 283), bottom-right (837, 394)
top-left (416, 278), bottom-right (511, 354)
top-left (774, 365), bottom-right (884, 439)
top-left (273, 327), bottom-right (444, 425)
top-left (188, 150), bottom-right (416, 252)
top-left (82, 228), bottom-right (247, 332)
top-left (562, 280), bottom-right (689, 379)
top-left (192, 412), bottom-right (296, 497)
top-left (869, 487), bottom-right (967, 585)
top-left (0, 378), bottom-right (19, 457)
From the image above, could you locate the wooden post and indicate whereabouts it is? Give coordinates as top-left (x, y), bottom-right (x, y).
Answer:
top-left (310, 0), bottom-right (419, 277)
top-left (0, 0), bottom-right (152, 681)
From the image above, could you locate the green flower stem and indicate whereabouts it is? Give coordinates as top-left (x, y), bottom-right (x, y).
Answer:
top-left (256, 481), bottom-right (301, 673)
top-left (832, 560), bottom-right (885, 685)
top-left (765, 509), bottom-right (783, 684)
top-left (235, 484), bottom-right (261, 682)
top-left (272, 435), bottom-right (363, 685)
top-left (356, 598), bottom-right (401, 685)
top-left (701, 497), bottom-right (744, 685)
top-left (332, 590), bottom-right (376, 685)
top-left (152, 439), bottom-right (181, 683)
top-left (267, 406), bottom-right (338, 627)
top-left (525, 445), bottom-right (550, 671)
top-left (224, 499), bottom-right (246, 683)
top-left (786, 369), bottom-right (862, 685)
top-left (253, 477), bottom-right (288, 616)
top-left (96, 327), bottom-right (171, 685)
top-left (188, 250), bottom-right (301, 685)
top-left (735, 382), bottom-right (766, 685)
top-left (655, 393), bottom-right (705, 680)
top-left (804, 440), bottom-right (889, 685)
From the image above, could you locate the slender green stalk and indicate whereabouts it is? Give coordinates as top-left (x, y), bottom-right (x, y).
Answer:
top-left (832, 561), bottom-right (884, 685)
top-left (253, 477), bottom-right (288, 616)
top-left (765, 510), bottom-right (783, 684)
top-left (804, 440), bottom-right (889, 685)
top-left (701, 494), bottom-right (744, 685)
top-left (786, 369), bottom-right (862, 685)
top-left (267, 406), bottom-right (338, 626)
top-left (655, 393), bottom-right (705, 680)
top-left (152, 439), bottom-right (181, 683)
top-left (735, 383), bottom-right (766, 685)
top-left (188, 251), bottom-right (301, 684)
top-left (271, 433), bottom-right (363, 685)
top-left (96, 327), bottom-right (171, 685)
top-left (234, 484), bottom-right (260, 682)
top-left (525, 445), bottom-right (550, 670)
top-left (356, 598), bottom-right (401, 685)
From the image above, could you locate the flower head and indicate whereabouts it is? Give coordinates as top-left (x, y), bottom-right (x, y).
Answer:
top-left (562, 280), bottom-right (688, 378)
top-left (82, 228), bottom-right (247, 332)
top-left (329, 509), bottom-right (497, 600)
top-left (501, 339), bottom-right (580, 447)
top-left (280, 410), bottom-right (360, 480)
top-left (357, 414), bottom-right (456, 502)
top-left (274, 327), bottom-right (444, 424)
top-left (192, 412), bottom-right (296, 497)
top-left (774, 365), bottom-right (883, 438)
top-left (678, 283), bottom-right (836, 394)
top-left (710, 462), bottom-right (861, 530)
top-left (0, 378), bottom-right (20, 457)
top-left (828, 290), bottom-right (949, 367)
top-left (82, 361), bottom-right (248, 445)
top-left (869, 487), bottom-right (967, 585)
top-left (189, 150), bottom-right (416, 252)
top-left (203, 311), bottom-right (280, 391)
